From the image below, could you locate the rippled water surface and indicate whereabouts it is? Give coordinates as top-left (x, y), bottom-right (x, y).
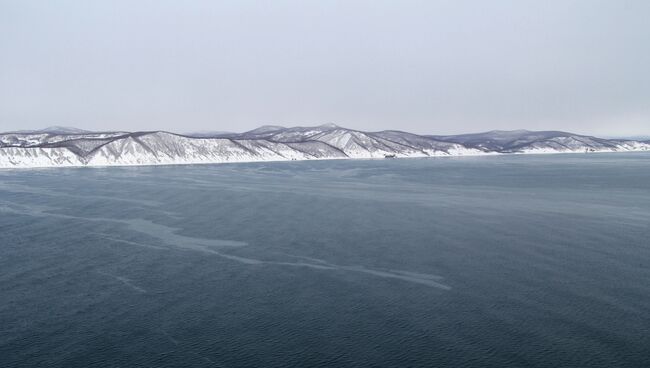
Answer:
top-left (1, 154), bottom-right (650, 367)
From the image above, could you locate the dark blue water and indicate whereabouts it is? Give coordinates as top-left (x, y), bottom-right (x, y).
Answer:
top-left (1, 154), bottom-right (650, 367)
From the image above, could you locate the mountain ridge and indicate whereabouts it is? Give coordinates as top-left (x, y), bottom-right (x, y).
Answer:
top-left (1, 125), bottom-right (648, 168)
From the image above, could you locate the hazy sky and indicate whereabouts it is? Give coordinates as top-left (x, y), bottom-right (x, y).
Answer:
top-left (1, 0), bottom-right (649, 135)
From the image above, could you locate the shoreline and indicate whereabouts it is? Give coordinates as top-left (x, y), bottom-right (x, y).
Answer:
top-left (1, 148), bottom-right (648, 171)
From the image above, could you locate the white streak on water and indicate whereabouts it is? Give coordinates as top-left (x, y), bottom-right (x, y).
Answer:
top-left (1, 201), bottom-right (450, 290)
top-left (0, 181), bottom-right (162, 208)
top-left (388, 270), bottom-right (446, 280)
top-left (0, 202), bottom-right (247, 249)
top-left (95, 234), bottom-right (167, 250)
top-left (126, 219), bottom-right (248, 248)
top-left (97, 271), bottom-right (147, 293)
top-left (340, 266), bottom-right (451, 290)
top-left (279, 254), bottom-right (451, 290)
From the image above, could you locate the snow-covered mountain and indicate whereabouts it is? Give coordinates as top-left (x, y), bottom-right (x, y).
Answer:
top-left (428, 130), bottom-right (649, 154)
top-left (1, 124), bottom-right (648, 168)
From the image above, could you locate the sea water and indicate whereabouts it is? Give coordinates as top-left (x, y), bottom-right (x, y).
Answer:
top-left (1, 153), bottom-right (649, 367)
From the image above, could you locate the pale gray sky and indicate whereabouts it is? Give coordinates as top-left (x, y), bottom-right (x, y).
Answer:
top-left (1, 0), bottom-right (649, 135)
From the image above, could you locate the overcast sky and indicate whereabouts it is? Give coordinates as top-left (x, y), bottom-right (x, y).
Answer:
top-left (1, 0), bottom-right (649, 135)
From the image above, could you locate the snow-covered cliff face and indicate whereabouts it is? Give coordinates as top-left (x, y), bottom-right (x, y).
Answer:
top-left (1, 125), bottom-right (648, 168)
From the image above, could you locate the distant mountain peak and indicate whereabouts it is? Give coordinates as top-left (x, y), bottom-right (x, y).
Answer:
top-left (487, 129), bottom-right (531, 134)
top-left (247, 125), bottom-right (286, 133)
top-left (184, 131), bottom-right (234, 138)
top-left (6, 126), bottom-right (90, 135)
top-left (40, 126), bottom-right (90, 134)
top-left (317, 123), bottom-right (340, 129)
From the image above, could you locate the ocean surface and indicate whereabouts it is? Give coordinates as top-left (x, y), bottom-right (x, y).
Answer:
top-left (1, 153), bottom-right (649, 368)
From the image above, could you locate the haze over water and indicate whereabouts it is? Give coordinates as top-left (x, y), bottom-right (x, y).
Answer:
top-left (1, 154), bottom-right (650, 367)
